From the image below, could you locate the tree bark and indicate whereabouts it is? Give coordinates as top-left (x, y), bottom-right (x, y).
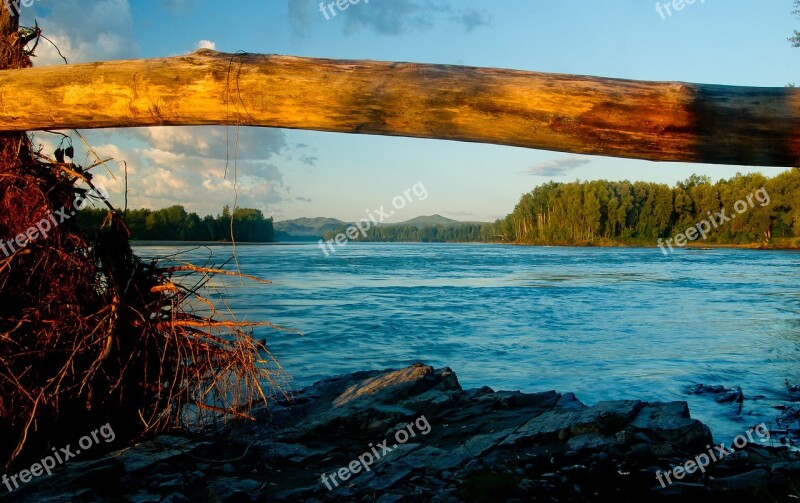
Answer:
top-left (0, 2), bottom-right (26, 162)
top-left (0, 50), bottom-right (798, 167)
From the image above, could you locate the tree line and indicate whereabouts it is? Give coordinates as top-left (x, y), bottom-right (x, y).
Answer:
top-left (77, 171), bottom-right (800, 247)
top-left (322, 223), bottom-right (492, 243)
top-left (77, 205), bottom-right (275, 242)
top-left (490, 171), bottom-right (799, 246)
top-left (327, 171), bottom-right (800, 247)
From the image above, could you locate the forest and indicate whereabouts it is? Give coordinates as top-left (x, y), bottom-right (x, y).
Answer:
top-left (77, 171), bottom-right (799, 247)
top-left (326, 171), bottom-right (800, 247)
top-left (77, 205), bottom-right (275, 242)
top-left (322, 223), bottom-right (493, 243)
top-left (490, 171), bottom-right (800, 246)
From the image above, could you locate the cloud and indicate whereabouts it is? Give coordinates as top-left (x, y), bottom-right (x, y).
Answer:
top-left (288, 0), bottom-right (316, 36)
top-left (338, 0), bottom-right (438, 36)
top-left (129, 126), bottom-right (286, 161)
top-left (295, 197), bottom-right (312, 202)
top-left (74, 125), bottom-right (290, 216)
top-left (196, 40), bottom-right (216, 50)
top-left (299, 155), bottom-right (318, 166)
top-left (453, 9), bottom-right (491, 32)
top-left (28, 0), bottom-right (138, 66)
top-left (521, 157), bottom-right (593, 177)
top-left (288, 0), bottom-right (491, 36)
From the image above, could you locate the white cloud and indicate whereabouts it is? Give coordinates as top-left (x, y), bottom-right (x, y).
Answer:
top-left (29, 0), bottom-right (138, 66)
top-left (197, 40), bottom-right (216, 50)
top-left (77, 127), bottom-right (289, 216)
top-left (129, 126), bottom-right (286, 161)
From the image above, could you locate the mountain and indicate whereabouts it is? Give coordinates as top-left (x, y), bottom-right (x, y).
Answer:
top-left (393, 214), bottom-right (488, 227)
top-left (393, 214), bottom-right (462, 228)
top-left (273, 217), bottom-right (349, 241)
top-left (275, 214), bottom-right (491, 242)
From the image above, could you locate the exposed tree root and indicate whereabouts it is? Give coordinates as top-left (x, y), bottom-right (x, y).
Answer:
top-left (0, 132), bottom-right (295, 469)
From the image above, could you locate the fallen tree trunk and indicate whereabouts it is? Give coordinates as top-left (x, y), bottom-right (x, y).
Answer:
top-left (0, 50), bottom-right (798, 167)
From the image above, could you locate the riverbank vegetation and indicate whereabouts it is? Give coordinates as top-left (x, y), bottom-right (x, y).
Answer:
top-left (492, 171), bottom-right (799, 247)
top-left (77, 205), bottom-right (275, 242)
top-left (323, 171), bottom-right (800, 248)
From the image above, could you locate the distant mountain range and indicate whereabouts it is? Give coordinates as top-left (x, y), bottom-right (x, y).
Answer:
top-left (273, 214), bottom-right (487, 241)
top-left (396, 214), bottom-right (464, 227)
top-left (273, 217), bottom-right (349, 241)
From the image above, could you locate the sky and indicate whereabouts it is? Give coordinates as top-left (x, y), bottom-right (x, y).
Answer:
top-left (16, 0), bottom-right (800, 223)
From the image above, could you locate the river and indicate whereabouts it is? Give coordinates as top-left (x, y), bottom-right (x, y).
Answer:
top-left (134, 242), bottom-right (800, 441)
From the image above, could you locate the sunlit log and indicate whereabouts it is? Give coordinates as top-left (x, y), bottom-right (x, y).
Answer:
top-left (0, 50), bottom-right (798, 167)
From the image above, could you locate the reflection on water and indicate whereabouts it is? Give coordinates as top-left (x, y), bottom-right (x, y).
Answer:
top-left (134, 243), bottom-right (800, 441)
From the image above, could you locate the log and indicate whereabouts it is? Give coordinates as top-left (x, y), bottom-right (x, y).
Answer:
top-left (0, 50), bottom-right (798, 167)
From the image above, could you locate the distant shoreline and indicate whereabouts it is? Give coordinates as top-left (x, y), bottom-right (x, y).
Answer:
top-left (131, 240), bottom-right (291, 246)
top-left (131, 239), bottom-right (800, 251)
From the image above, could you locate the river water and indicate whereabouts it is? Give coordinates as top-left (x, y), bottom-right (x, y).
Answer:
top-left (134, 242), bottom-right (800, 442)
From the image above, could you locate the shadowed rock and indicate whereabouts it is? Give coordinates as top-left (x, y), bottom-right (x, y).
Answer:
top-left (6, 363), bottom-right (799, 502)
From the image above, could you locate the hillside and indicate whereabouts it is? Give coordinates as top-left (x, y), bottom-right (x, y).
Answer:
top-left (273, 217), bottom-right (349, 240)
top-left (393, 214), bottom-right (470, 228)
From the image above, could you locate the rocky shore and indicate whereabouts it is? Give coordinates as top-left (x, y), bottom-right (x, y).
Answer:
top-left (6, 363), bottom-right (800, 502)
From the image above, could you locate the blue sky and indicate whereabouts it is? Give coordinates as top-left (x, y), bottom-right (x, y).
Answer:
top-left (18, 0), bottom-right (800, 222)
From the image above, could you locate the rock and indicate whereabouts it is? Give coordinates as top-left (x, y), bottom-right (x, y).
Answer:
top-left (771, 460), bottom-right (800, 472)
top-left (502, 400), bottom-right (642, 446)
top-left (330, 363), bottom-right (444, 407)
top-left (156, 476), bottom-right (184, 492)
top-left (430, 493), bottom-right (459, 503)
top-left (747, 447), bottom-right (772, 463)
top-left (556, 392), bottom-right (586, 410)
top-left (376, 494), bottom-right (405, 503)
top-left (688, 384), bottom-right (728, 395)
top-left (161, 493), bottom-right (192, 503)
top-left (11, 363), bottom-right (795, 502)
top-left (708, 469), bottom-right (768, 491)
top-left (491, 390), bottom-right (561, 410)
top-left (126, 491), bottom-right (165, 502)
top-left (657, 482), bottom-right (711, 497)
top-left (114, 440), bottom-right (189, 475)
top-left (714, 387), bottom-right (744, 404)
top-left (363, 466), bottom-right (414, 492)
top-left (567, 433), bottom-right (618, 452)
top-left (630, 402), bottom-right (711, 448)
top-left (259, 442), bottom-right (334, 464)
top-left (396, 445), bottom-right (472, 478)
